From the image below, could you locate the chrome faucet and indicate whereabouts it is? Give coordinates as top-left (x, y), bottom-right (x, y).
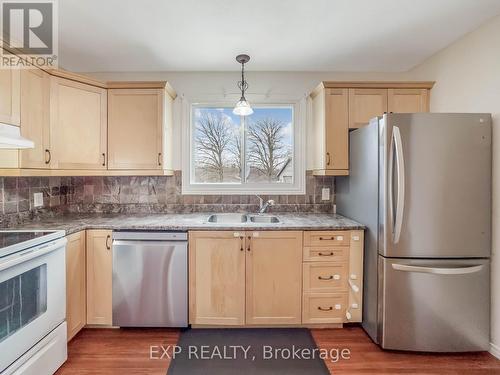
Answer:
top-left (255, 195), bottom-right (275, 214)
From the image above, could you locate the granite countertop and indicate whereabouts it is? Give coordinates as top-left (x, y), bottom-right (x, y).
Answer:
top-left (9, 213), bottom-right (365, 235)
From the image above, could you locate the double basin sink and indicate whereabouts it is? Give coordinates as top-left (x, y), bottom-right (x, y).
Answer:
top-left (207, 213), bottom-right (280, 224)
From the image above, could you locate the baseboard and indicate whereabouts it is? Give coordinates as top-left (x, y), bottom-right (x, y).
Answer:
top-left (490, 342), bottom-right (500, 359)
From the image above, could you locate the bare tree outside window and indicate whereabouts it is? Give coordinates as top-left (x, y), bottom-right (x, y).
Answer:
top-left (192, 106), bottom-right (293, 185)
top-left (246, 118), bottom-right (292, 182)
top-left (194, 112), bottom-right (235, 182)
top-left (228, 133), bottom-right (242, 179)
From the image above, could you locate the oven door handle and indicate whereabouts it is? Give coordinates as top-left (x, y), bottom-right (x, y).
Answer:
top-left (0, 237), bottom-right (67, 272)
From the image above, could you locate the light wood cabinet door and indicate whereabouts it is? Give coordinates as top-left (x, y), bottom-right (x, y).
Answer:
top-left (65, 231), bottom-right (86, 341)
top-left (388, 88), bottom-right (429, 113)
top-left (245, 231), bottom-right (303, 325)
top-left (50, 77), bottom-right (107, 169)
top-left (20, 69), bottom-right (51, 168)
top-left (348, 88), bottom-right (387, 129)
top-left (108, 89), bottom-right (163, 170)
top-left (189, 231), bottom-right (246, 325)
top-left (0, 67), bottom-right (20, 126)
top-left (86, 229), bottom-right (112, 325)
top-left (325, 88), bottom-right (349, 170)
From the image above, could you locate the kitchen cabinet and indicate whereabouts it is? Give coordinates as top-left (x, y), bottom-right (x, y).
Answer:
top-left (245, 231), bottom-right (302, 325)
top-left (302, 230), bottom-right (364, 325)
top-left (19, 69), bottom-right (51, 169)
top-left (310, 81), bottom-right (433, 176)
top-left (50, 77), bottom-right (107, 170)
top-left (65, 231), bottom-right (86, 341)
top-left (311, 88), bottom-right (349, 175)
top-left (189, 230), bottom-right (303, 326)
top-left (107, 85), bottom-right (175, 172)
top-left (0, 66), bottom-right (20, 126)
top-left (189, 231), bottom-right (246, 325)
top-left (388, 88), bottom-right (429, 113)
top-left (86, 229), bottom-right (113, 325)
top-left (348, 88), bottom-right (387, 129)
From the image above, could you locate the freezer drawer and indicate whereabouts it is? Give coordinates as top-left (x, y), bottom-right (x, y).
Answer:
top-left (379, 256), bottom-right (490, 352)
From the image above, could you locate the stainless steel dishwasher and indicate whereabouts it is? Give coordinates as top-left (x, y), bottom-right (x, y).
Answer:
top-left (112, 231), bottom-right (188, 327)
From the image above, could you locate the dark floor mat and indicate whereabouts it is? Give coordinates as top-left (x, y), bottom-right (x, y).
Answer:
top-left (167, 328), bottom-right (329, 375)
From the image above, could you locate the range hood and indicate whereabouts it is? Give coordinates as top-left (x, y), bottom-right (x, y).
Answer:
top-left (0, 123), bottom-right (34, 149)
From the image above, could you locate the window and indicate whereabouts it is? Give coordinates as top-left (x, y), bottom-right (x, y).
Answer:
top-left (183, 100), bottom-right (305, 194)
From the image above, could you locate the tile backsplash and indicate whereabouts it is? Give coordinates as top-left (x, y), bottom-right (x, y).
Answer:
top-left (0, 176), bottom-right (74, 226)
top-left (0, 171), bottom-right (335, 225)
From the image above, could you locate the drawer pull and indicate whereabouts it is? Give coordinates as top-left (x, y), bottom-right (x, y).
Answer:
top-left (318, 275), bottom-right (334, 280)
top-left (318, 252), bottom-right (334, 256)
top-left (317, 306), bottom-right (333, 311)
top-left (319, 236), bottom-right (335, 241)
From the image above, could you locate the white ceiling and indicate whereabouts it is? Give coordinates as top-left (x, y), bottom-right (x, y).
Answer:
top-left (59, 0), bottom-right (500, 72)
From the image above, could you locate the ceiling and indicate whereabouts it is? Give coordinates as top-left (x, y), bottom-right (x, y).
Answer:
top-left (58, 0), bottom-right (500, 72)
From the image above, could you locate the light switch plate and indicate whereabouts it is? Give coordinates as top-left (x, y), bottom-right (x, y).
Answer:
top-left (33, 192), bottom-right (43, 208)
top-left (321, 187), bottom-right (330, 201)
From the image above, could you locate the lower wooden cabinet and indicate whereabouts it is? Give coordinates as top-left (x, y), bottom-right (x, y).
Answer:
top-left (245, 231), bottom-right (302, 325)
top-left (65, 231), bottom-right (86, 341)
top-left (302, 230), bottom-right (364, 324)
top-left (189, 230), bottom-right (303, 326)
top-left (188, 231), bottom-right (246, 325)
top-left (86, 229), bottom-right (113, 325)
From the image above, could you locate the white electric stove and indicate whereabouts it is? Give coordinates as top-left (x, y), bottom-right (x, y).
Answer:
top-left (0, 230), bottom-right (67, 375)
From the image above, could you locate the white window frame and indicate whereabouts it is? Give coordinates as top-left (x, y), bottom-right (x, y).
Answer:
top-left (181, 94), bottom-right (306, 195)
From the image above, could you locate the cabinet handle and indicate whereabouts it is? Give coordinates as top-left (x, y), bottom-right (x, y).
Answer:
top-left (318, 306), bottom-right (333, 311)
top-left (318, 252), bottom-right (334, 256)
top-left (247, 236), bottom-right (251, 251)
top-left (158, 152), bottom-right (162, 166)
top-left (102, 153), bottom-right (106, 166)
top-left (44, 149), bottom-right (51, 164)
top-left (240, 236), bottom-right (244, 251)
top-left (106, 234), bottom-right (111, 250)
top-left (318, 275), bottom-right (334, 280)
top-left (319, 236), bottom-right (335, 241)
top-left (326, 152), bottom-right (331, 166)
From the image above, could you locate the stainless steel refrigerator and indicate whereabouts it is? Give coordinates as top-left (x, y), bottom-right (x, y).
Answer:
top-left (336, 113), bottom-right (491, 352)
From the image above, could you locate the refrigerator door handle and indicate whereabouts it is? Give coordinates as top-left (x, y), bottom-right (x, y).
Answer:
top-left (392, 263), bottom-right (484, 275)
top-left (393, 126), bottom-right (405, 244)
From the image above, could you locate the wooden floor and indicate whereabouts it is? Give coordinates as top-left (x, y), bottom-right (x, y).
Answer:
top-left (57, 326), bottom-right (499, 374)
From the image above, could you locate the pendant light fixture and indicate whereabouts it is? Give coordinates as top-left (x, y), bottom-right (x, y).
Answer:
top-left (233, 54), bottom-right (253, 116)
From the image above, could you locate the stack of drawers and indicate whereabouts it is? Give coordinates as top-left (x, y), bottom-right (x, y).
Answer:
top-left (302, 230), bottom-right (364, 325)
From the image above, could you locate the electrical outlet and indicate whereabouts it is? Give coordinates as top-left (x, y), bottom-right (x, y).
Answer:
top-left (33, 192), bottom-right (43, 208)
top-left (321, 187), bottom-right (330, 201)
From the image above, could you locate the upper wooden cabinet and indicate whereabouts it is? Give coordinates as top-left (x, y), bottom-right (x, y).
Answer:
top-left (245, 231), bottom-right (303, 325)
top-left (388, 88), bottom-right (429, 113)
top-left (310, 81), bottom-right (433, 176)
top-left (86, 229), bottom-right (113, 325)
top-left (348, 88), bottom-right (388, 129)
top-left (0, 66), bottom-right (20, 126)
top-left (189, 231), bottom-right (246, 326)
top-left (50, 77), bottom-right (107, 170)
top-left (311, 88), bottom-right (349, 175)
top-left (107, 84), bottom-right (175, 172)
top-left (19, 69), bottom-right (51, 169)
